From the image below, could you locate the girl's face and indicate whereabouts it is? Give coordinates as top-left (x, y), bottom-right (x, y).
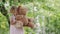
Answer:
top-left (10, 6), bottom-right (18, 16)
top-left (11, 9), bottom-right (18, 16)
top-left (13, 10), bottom-right (17, 15)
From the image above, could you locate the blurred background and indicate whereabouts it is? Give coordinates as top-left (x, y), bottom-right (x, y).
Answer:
top-left (0, 0), bottom-right (60, 34)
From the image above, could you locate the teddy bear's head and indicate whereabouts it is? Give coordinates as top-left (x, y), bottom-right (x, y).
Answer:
top-left (17, 6), bottom-right (28, 15)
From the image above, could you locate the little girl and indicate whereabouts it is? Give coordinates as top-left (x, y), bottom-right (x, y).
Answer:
top-left (10, 6), bottom-right (24, 34)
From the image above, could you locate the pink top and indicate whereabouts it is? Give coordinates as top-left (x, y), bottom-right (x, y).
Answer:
top-left (10, 15), bottom-right (24, 34)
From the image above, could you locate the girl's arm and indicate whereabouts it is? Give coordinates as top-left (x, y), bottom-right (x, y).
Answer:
top-left (10, 16), bottom-right (16, 25)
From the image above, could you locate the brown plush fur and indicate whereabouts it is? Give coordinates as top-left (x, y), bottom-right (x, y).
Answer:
top-left (15, 15), bottom-right (28, 26)
top-left (10, 6), bottom-right (35, 28)
top-left (17, 6), bottom-right (28, 15)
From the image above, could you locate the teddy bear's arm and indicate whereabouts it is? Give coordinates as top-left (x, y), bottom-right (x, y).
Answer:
top-left (26, 18), bottom-right (35, 29)
top-left (27, 22), bottom-right (35, 29)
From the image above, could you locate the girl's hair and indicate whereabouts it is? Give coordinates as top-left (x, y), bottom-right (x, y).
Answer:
top-left (10, 6), bottom-right (17, 13)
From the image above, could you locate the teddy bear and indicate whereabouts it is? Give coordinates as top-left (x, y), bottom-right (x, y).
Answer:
top-left (16, 6), bottom-right (35, 29)
top-left (10, 6), bottom-right (35, 29)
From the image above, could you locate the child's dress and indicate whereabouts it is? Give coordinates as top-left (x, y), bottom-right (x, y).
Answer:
top-left (10, 15), bottom-right (24, 34)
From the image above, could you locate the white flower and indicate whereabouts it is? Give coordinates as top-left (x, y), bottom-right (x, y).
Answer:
top-left (35, 23), bottom-right (40, 27)
top-left (34, 7), bottom-right (37, 11)
top-left (4, 1), bottom-right (9, 8)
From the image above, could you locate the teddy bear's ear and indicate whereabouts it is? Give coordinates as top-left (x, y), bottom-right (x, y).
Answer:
top-left (17, 6), bottom-right (21, 12)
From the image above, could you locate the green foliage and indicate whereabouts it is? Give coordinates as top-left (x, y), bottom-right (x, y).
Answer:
top-left (0, 12), bottom-right (9, 34)
top-left (0, 0), bottom-right (60, 34)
